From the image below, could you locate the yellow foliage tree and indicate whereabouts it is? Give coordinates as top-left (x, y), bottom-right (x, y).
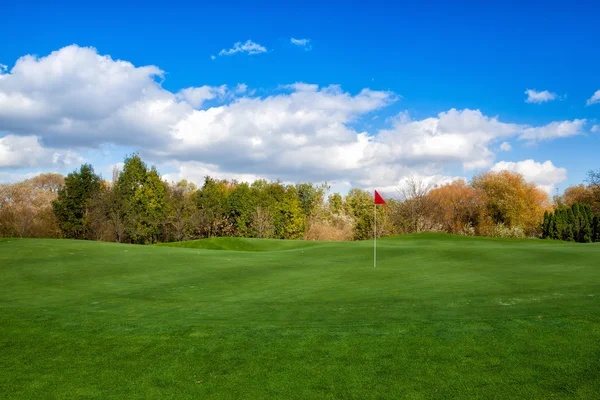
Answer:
top-left (472, 170), bottom-right (551, 237)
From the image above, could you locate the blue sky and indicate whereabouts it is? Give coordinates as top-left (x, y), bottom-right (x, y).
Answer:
top-left (1, 0), bottom-right (599, 195)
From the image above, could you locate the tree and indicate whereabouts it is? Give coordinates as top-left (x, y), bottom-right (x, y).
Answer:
top-left (165, 180), bottom-right (200, 241)
top-left (472, 170), bottom-right (550, 237)
top-left (279, 186), bottom-right (305, 239)
top-left (1, 177), bottom-right (62, 238)
top-left (328, 192), bottom-right (344, 214)
top-left (562, 185), bottom-right (594, 208)
top-left (196, 177), bottom-right (233, 238)
top-left (115, 154), bottom-right (167, 244)
top-left (396, 178), bottom-right (437, 234)
top-left (250, 207), bottom-right (275, 238)
top-left (295, 183), bottom-right (328, 218)
top-left (428, 180), bottom-right (487, 234)
top-left (52, 164), bottom-right (102, 239)
top-left (593, 216), bottom-right (600, 242)
top-left (542, 211), bottom-right (550, 238)
top-left (226, 182), bottom-right (255, 237)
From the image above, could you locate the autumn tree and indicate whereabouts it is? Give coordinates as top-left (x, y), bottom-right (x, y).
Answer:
top-left (472, 170), bottom-right (551, 237)
top-left (427, 180), bottom-right (487, 234)
top-left (0, 174), bottom-right (64, 238)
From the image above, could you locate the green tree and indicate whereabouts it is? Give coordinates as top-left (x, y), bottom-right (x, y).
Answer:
top-left (52, 164), bottom-right (102, 239)
top-left (279, 186), bottom-right (305, 239)
top-left (328, 192), bottom-right (344, 214)
top-left (295, 183), bottom-right (327, 218)
top-left (593, 216), bottom-right (600, 242)
top-left (165, 180), bottom-right (200, 241)
top-left (226, 182), bottom-right (255, 237)
top-left (196, 177), bottom-right (233, 238)
top-left (549, 214), bottom-right (559, 240)
top-left (542, 211), bottom-right (550, 238)
top-left (571, 204), bottom-right (581, 240)
top-left (115, 154), bottom-right (167, 244)
top-left (565, 225), bottom-right (575, 242)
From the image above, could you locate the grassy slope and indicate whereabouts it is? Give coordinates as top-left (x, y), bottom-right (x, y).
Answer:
top-left (1, 234), bottom-right (599, 399)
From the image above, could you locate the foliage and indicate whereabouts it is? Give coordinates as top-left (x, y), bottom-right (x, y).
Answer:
top-left (542, 203), bottom-right (597, 243)
top-left (428, 180), bottom-right (487, 234)
top-left (52, 164), bottom-right (102, 239)
top-left (472, 170), bottom-right (551, 237)
top-left (2, 153), bottom-right (598, 245)
top-left (0, 174), bottom-right (63, 238)
top-left (114, 155), bottom-right (168, 244)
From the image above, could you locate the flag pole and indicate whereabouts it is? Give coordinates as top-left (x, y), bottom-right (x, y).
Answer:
top-left (373, 190), bottom-right (385, 268)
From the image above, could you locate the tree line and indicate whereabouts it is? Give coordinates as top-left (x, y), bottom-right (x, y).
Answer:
top-left (542, 204), bottom-right (600, 243)
top-left (1, 153), bottom-right (599, 243)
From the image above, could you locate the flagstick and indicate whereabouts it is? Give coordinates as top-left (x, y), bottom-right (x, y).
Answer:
top-left (374, 202), bottom-right (376, 268)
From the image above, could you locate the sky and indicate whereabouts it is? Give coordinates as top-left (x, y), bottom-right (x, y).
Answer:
top-left (1, 0), bottom-right (599, 196)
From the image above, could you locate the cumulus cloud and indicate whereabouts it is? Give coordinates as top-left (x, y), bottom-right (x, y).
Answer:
top-left (525, 89), bottom-right (558, 103)
top-left (519, 119), bottom-right (586, 142)
top-left (490, 159), bottom-right (567, 194)
top-left (0, 135), bottom-right (82, 169)
top-left (375, 108), bottom-right (522, 172)
top-left (587, 90), bottom-right (600, 106)
top-left (591, 124), bottom-right (599, 133)
top-left (499, 142), bottom-right (512, 151)
top-left (218, 40), bottom-right (267, 56)
top-left (0, 45), bottom-right (190, 148)
top-left (176, 85), bottom-right (227, 108)
top-left (0, 45), bottom-right (592, 191)
top-left (291, 38), bottom-right (311, 50)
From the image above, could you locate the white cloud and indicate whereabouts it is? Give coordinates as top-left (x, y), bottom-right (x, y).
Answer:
top-left (235, 83), bottom-right (248, 94)
top-left (591, 124), bottom-right (599, 133)
top-left (0, 45), bottom-right (592, 192)
top-left (162, 160), bottom-right (266, 185)
top-left (210, 55), bottom-right (216, 60)
top-left (375, 108), bottom-right (522, 172)
top-left (587, 90), bottom-right (600, 106)
top-left (525, 89), bottom-right (558, 103)
top-left (0, 45), bottom-right (189, 148)
top-left (218, 40), bottom-right (267, 56)
top-left (0, 135), bottom-right (82, 169)
top-left (291, 38), bottom-right (311, 50)
top-left (281, 82), bottom-right (319, 92)
top-left (500, 141), bottom-right (512, 151)
top-left (176, 85), bottom-right (227, 108)
top-left (490, 159), bottom-right (567, 194)
top-left (519, 119), bottom-right (586, 142)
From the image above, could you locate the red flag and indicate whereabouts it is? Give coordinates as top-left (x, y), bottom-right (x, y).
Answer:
top-left (374, 190), bottom-right (386, 205)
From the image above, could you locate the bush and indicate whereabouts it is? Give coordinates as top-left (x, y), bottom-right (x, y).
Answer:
top-left (480, 223), bottom-right (526, 239)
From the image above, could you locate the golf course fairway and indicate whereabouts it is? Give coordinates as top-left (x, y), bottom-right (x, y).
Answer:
top-left (1, 234), bottom-right (599, 399)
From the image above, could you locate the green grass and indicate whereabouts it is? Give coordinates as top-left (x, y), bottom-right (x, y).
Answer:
top-left (1, 234), bottom-right (599, 399)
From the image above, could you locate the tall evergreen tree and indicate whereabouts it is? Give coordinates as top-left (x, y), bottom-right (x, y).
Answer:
top-left (542, 211), bottom-right (550, 238)
top-left (571, 204), bottom-right (581, 241)
top-left (52, 164), bottom-right (102, 239)
top-left (594, 216), bottom-right (600, 242)
top-left (548, 214), bottom-right (557, 240)
top-left (565, 224), bottom-right (575, 242)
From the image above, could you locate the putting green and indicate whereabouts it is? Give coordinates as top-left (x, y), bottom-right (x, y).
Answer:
top-left (1, 234), bottom-right (599, 399)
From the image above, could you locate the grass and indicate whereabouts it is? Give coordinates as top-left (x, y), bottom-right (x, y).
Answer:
top-left (1, 233), bottom-right (599, 399)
